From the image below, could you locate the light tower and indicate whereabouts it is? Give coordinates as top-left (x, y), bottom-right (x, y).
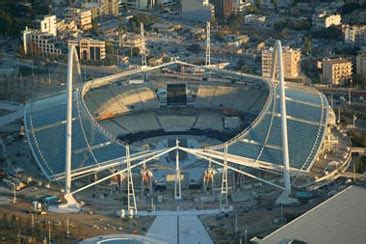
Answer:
top-left (205, 21), bottom-right (211, 66)
top-left (140, 22), bottom-right (147, 67)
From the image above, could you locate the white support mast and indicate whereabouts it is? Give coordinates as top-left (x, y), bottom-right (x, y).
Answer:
top-left (174, 139), bottom-right (182, 200)
top-left (58, 45), bottom-right (80, 212)
top-left (220, 144), bottom-right (229, 208)
top-left (274, 40), bottom-right (291, 196)
top-left (126, 145), bottom-right (137, 215)
top-left (65, 46), bottom-right (74, 196)
top-left (205, 21), bottom-right (211, 66)
top-left (140, 22), bottom-right (147, 67)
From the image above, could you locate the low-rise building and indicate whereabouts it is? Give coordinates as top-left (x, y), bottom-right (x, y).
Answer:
top-left (312, 12), bottom-right (341, 29)
top-left (322, 58), bottom-right (353, 85)
top-left (224, 34), bottom-right (249, 47)
top-left (244, 14), bottom-right (266, 24)
top-left (151, 22), bottom-right (182, 34)
top-left (68, 38), bottom-right (106, 61)
top-left (57, 19), bottom-right (78, 33)
top-left (261, 46), bottom-right (301, 79)
top-left (22, 27), bottom-right (63, 57)
top-left (343, 24), bottom-right (366, 47)
top-left (119, 33), bottom-right (145, 49)
top-left (79, 9), bottom-right (93, 31)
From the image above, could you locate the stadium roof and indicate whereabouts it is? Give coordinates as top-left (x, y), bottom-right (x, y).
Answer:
top-left (253, 185), bottom-right (366, 244)
top-left (24, 61), bottom-right (328, 181)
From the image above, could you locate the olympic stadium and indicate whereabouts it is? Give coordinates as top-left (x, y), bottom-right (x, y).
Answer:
top-left (22, 43), bottom-right (350, 212)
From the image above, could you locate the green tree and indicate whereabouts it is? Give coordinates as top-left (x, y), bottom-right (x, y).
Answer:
top-left (302, 36), bottom-right (312, 55)
top-left (131, 47), bottom-right (140, 57)
top-left (214, 31), bottom-right (225, 42)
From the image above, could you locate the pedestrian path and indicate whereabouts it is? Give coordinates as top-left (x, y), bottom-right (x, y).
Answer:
top-left (147, 214), bottom-right (213, 244)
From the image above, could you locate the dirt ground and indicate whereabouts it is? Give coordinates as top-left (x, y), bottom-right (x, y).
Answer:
top-left (0, 198), bottom-right (154, 243)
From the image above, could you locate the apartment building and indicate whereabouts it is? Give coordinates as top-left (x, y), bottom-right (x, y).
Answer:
top-left (22, 27), bottom-right (63, 57)
top-left (212, 0), bottom-right (235, 18)
top-left (261, 46), bottom-right (301, 79)
top-left (322, 58), bottom-right (353, 85)
top-left (343, 24), bottom-right (366, 47)
top-left (80, 9), bottom-right (93, 30)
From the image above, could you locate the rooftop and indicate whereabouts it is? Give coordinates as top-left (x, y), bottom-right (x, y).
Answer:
top-left (253, 185), bottom-right (366, 244)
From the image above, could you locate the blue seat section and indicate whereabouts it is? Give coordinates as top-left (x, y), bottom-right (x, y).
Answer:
top-left (230, 117), bottom-right (320, 169)
top-left (287, 120), bottom-right (319, 169)
top-left (230, 85), bottom-right (325, 170)
top-left (26, 92), bottom-right (126, 178)
top-left (31, 94), bottom-right (68, 128)
top-left (285, 87), bottom-right (321, 105)
top-left (259, 147), bottom-right (282, 165)
top-left (244, 114), bottom-right (272, 144)
top-left (228, 141), bottom-right (261, 159)
top-left (286, 101), bottom-right (321, 122)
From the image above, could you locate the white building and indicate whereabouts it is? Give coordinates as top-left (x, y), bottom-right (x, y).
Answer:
top-left (244, 14), bottom-right (266, 24)
top-left (40, 15), bottom-right (57, 37)
top-left (312, 12), bottom-right (341, 29)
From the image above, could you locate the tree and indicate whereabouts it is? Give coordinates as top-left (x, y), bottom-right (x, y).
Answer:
top-left (214, 31), bottom-right (225, 42)
top-left (302, 36), bottom-right (312, 55)
top-left (353, 74), bottom-right (365, 88)
top-left (131, 47), bottom-right (140, 57)
top-left (186, 44), bottom-right (202, 53)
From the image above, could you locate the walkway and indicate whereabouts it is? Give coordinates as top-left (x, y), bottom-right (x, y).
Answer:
top-left (147, 215), bottom-right (213, 244)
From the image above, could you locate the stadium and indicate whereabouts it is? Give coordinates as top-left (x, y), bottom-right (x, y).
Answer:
top-left (23, 42), bottom-right (350, 212)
